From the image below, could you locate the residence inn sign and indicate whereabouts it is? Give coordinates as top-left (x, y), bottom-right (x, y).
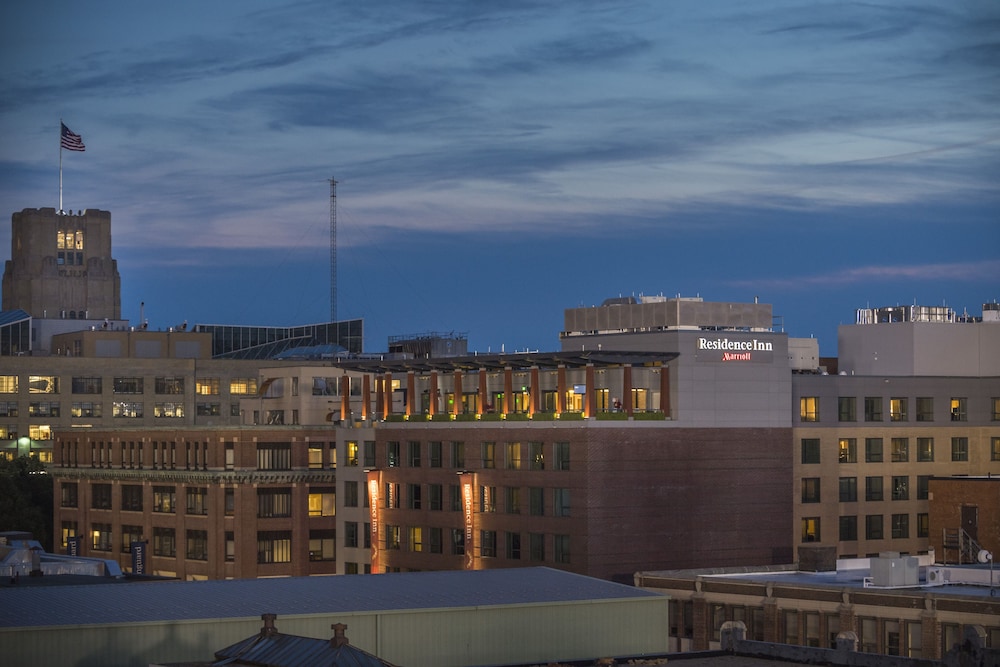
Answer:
top-left (696, 336), bottom-right (774, 363)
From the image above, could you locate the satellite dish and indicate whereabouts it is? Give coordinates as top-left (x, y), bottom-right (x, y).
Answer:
top-left (978, 549), bottom-right (993, 564)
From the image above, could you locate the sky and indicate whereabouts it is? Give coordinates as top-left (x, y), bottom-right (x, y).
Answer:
top-left (1, 1), bottom-right (998, 356)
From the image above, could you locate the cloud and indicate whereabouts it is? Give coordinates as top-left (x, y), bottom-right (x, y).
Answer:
top-left (735, 260), bottom-right (1000, 291)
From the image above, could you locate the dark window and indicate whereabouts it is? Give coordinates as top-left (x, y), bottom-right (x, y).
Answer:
top-left (891, 476), bottom-right (908, 501)
top-left (865, 515), bottom-right (883, 540)
top-left (61, 482), bottom-right (78, 507)
top-left (865, 477), bottom-right (883, 501)
top-left (917, 475), bottom-right (930, 500)
top-left (121, 485), bottom-right (143, 511)
top-left (153, 527), bottom-right (176, 557)
top-left (529, 487), bottom-right (544, 516)
top-left (72, 377), bottom-right (102, 394)
top-left (916, 397), bottom-right (933, 422)
top-left (951, 437), bottom-right (969, 461)
top-left (838, 397), bottom-right (856, 422)
top-left (186, 530), bottom-right (208, 560)
top-left (408, 441), bottom-right (421, 467)
top-left (529, 533), bottom-right (545, 561)
top-left (428, 483), bottom-right (443, 511)
top-left (386, 441), bottom-right (400, 467)
top-left (839, 477), bottom-right (857, 502)
top-left (481, 442), bottom-right (495, 469)
top-left (450, 441), bottom-right (464, 469)
top-left (801, 439), bottom-right (820, 464)
top-left (865, 438), bottom-right (883, 463)
top-left (113, 377), bottom-right (143, 394)
top-left (92, 483), bottom-right (112, 509)
top-left (801, 478), bottom-right (821, 503)
top-left (505, 531), bottom-right (521, 559)
top-left (554, 534), bottom-right (570, 563)
top-left (186, 487), bottom-right (207, 515)
top-left (344, 522), bottom-right (358, 548)
top-left (554, 442), bottom-right (570, 470)
top-left (891, 438), bottom-right (909, 462)
top-left (429, 441), bottom-right (442, 467)
top-left (864, 397), bottom-right (883, 422)
top-left (839, 516), bottom-right (857, 541)
top-left (480, 530), bottom-right (496, 558)
top-left (917, 438), bottom-right (934, 462)
top-left (891, 514), bottom-right (909, 539)
top-left (344, 481), bottom-right (359, 507)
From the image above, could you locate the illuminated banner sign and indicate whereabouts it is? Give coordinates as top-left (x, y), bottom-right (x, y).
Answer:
top-left (461, 475), bottom-right (475, 571)
top-left (131, 541), bottom-right (147, 575)
top-left (696, 337), bottom-right (773, 363)
top-left (367, 471), bottom-right (381, 573)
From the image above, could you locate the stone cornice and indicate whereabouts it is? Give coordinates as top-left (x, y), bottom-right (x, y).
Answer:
top-left (50, 466), bottom-right (336, 485)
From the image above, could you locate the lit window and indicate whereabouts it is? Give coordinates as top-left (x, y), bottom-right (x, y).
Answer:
top-left (308, 488), bottom-right (336, 517)
top-left (800, 396), bottom-right (819, 422)
top-left (801, 517), bottom-right (820, 542)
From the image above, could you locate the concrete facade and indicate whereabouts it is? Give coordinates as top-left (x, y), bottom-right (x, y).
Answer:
top-left (2, 208), bottom-right (121, 320)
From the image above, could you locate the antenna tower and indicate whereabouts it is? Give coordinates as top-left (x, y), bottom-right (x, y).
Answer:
top-left (329, 178), bottom-right (337, 323)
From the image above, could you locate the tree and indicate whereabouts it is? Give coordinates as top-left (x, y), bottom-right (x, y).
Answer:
top-left (0, 456), bottom-right (53, 551)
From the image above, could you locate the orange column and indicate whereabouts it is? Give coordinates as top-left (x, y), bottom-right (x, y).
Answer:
top-left (503, 368), bottom-right (513, 415)
top-left (406, 372), bottom-right (415, 417)
top-left (584, 364), bottom-right (595, 418)
top-left (383, 373), bottom-right (392, 419)
top-left (623, 365), bottom-right (633, 416)
top-left (362, 374), bottom-right (371, 421)
top-left (429, 371), bottom-right (439, 416)
top-left (659, 364), bottom-right (671, 417)
top-left (557, 366), bottom-right (567, 414)
top-left (478, 371), bottom-right (488, 415)
top-left (340, 375), bottom-right (350, 421)
top-left (453, 370), bottom-right (463, 416)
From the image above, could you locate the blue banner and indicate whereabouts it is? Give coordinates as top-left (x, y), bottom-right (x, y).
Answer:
top-left (131, 541), bottom-right (147, 575)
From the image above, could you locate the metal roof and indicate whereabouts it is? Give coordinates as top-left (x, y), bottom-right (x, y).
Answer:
top-left (214, 630), bottom-right (398, 667)
top-left (0, 309), bottom-right (31, 327)
top-left (0, 567), bottom-right (662, 629)
top-left (331, 350), bottom-right (678, 374)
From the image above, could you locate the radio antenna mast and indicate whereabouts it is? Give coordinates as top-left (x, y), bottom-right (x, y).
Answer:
top-left (329, 178), bottom-right (337, 323)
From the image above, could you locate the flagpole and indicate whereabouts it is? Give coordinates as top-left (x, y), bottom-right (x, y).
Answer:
top-left (59, 119), bottom-right (64, 213)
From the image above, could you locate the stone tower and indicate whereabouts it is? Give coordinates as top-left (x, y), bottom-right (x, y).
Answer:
top-left (2, 207), bottom-right (121, 319)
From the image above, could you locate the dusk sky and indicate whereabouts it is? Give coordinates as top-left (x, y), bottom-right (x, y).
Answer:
top-left (1, 1), bottom-right (997, 356)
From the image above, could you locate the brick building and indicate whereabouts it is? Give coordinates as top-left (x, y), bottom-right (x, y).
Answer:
top-left (52, 426), bottom-right (351, 579)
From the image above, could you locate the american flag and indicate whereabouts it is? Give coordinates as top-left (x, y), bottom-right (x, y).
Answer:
top-left (60, 122), bottom-right (86, 152)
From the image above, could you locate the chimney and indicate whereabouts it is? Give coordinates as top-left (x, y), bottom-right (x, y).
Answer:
top-left (331, 623), bottom-right (349, 648)
top-left (261, 613), bottom-right (278, 636)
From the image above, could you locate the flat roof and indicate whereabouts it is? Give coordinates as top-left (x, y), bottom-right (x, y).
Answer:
top-left (0, 567), bottom-right (663, 629)
top-left (332, 350), bottom-right (678, 374)
top-left (638, 564), bottom-right (999, 599)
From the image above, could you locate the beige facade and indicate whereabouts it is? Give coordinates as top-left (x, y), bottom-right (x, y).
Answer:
top-left (792, 373), bottom-right (1000, 559)
top-left (2, 208), bottom-right (121, 320)
top-left (636, 556), bottom-right (1000, 661)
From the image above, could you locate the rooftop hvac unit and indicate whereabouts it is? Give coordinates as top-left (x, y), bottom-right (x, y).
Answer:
top-left (927, 567), bottom-right (949, 584)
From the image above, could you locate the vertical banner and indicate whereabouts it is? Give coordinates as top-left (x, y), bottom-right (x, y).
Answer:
top-left (66, 535), bottom-right (81, 556)
top-left (459, 472), bottom-right (476, 570)
top-left (131, 541), bottom-right (147, 575)
top-left (366, 469), bottom-right (381, 573)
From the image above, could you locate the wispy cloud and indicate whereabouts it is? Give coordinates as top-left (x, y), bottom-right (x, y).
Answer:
top-left (734, 260), bottom-right (1000, 291)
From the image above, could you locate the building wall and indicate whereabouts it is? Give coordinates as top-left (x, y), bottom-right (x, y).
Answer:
top-left (792, 374), bottom-right (1000, 559)
top-left (636, 568), bottom-right (1000, 660)
top-left (927, 477), bottom-right (1000, 563)
top-left (2, 208), bottom-right (121, 319)
top-left (0, 594), bottom-right (670, 667)
top-left (51, 426), bottom-right (343, 579)
top-left (838, 320), bottom-right (1000, 376)
top-left (370, 422), bottom-right (793, 581)
top-left (0, 356), bottom-right (363, 458)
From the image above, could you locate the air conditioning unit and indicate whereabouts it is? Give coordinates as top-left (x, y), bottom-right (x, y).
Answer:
top-left (927, 567), bottom-right (949, 584)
